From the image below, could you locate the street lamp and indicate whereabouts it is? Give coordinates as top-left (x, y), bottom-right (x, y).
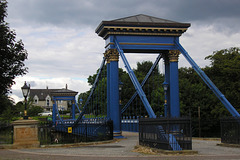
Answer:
top-left (79, 98), bottom-right (83, 105)
top-left (119, 81), bottom-right (123, 105)
top-left (21, 81), bottom-right (30, 120)
top-left (79, 98), bottom-right (83, 109)
top-left (162, 81), bottom-right (169, 117)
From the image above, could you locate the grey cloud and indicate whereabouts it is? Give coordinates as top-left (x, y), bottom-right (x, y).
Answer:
top-left (164, 1), bottom-right (240, 21)
top-left (28, 81), bottom-right (37, 87)
top-left (8, 0), bottom-right (240, 29)
top-left (7, 0), bottom-right (240, 104)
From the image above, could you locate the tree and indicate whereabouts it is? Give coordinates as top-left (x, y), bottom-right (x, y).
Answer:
top-left (179, 67), bottom-right (218, 137)
top-left (0, 0), bottom-right (28, 95)
top-left (0, 0), bottom-right (28, 120)
top-left (79, 61), bottom-right (165, 117)
top-left (0, 95), bottom-right (14, 122)
top-left (133, 61), bottom-right (164, 117)
top-left (179, 47), bottom-right (240, 137)
top-left (205, 47), bottom-right (240, 110)
top-left (79, 48), bottom-right (240, 137)
top-left (28, 106), bottom-right (44, 117)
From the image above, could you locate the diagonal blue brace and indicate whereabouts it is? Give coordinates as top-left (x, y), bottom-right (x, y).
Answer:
top-left (175, 40), bottom-right (240, 118)
top-left (121, 53), bottom-right (163, 114)
top-left (74, 100), bottom-right (81, 114)
top-left (114, 36), bottom-right (156, 118)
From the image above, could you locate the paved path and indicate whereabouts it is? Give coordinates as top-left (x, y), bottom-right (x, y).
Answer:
top-left (1, 132), bottom-right (240, 160)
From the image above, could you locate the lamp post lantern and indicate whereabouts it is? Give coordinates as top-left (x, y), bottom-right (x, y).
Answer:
top-left (162, 81), bottom-right (169, 117)
top-left (119, 81), bottom-right (123, 105)
top-left (21, 81), bottom-right (30, 120)
top-left (79, 98), bottom-right (83, 105)
top-left (79, 98), bottom-right (83, 110)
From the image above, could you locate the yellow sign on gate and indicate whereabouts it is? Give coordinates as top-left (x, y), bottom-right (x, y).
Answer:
top-left (68, 127), bottom-right (72, 133)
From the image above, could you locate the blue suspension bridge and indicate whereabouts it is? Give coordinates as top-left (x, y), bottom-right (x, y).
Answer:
top-left (50, 14), bottom-right (240, 150)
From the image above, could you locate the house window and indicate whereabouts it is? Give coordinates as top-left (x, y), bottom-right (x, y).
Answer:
top-left (47, 99), bottom-right (50, 106)
top-left (45, 95), bottom-right (51, 107)
top-left (33, 95), bottom-right (38, 104)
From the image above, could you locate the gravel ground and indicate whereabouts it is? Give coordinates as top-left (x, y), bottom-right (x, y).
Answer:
top-left (193, 139), bottom-right (240, 155)
top-left (13, 132), bottom-right (141, 157)
top-left (1, 132), bottom-right (240, 160)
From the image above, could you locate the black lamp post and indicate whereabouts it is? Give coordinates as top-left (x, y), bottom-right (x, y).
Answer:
top-left (21, 81), bottom-right (30, 120)
top-left (162, 81), bottom-right (169, 117)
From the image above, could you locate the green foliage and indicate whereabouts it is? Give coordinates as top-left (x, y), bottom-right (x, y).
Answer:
top-left (0, 0), bottom-right (28, 95)
top-left (0, 0), bottom-right (28, 121)
top-left (79, 47), bottom-right (240, 137)
top-left (179, 67), bottom-right (222, 137)
top-left (0, 97), bottom-right (44, 122)
top-left (79, 61), bottom-right (164, 117)
top-left (205, 47), bottom-right (240, 109)
top-left (179, 47), bottom-right (240, 137)
top-left (27, 106), bottom-right (44, 117)
top-left (133, 61), bottom-right (164, 117)
top-left (0, 95), bottom-right (20, 123)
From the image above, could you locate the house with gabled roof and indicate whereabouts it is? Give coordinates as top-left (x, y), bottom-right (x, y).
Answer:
top-left (29, 84), bottom-right (78, 111)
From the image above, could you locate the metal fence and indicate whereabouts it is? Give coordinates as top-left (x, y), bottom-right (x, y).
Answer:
top-left (221, 118), bottom-right (240, 144)
top-left (0, 123), bottom-right (13, 144)
top-left (139, 117), bottom-right (192, 150)
top-left (38, 119), bottom-right (113, 145)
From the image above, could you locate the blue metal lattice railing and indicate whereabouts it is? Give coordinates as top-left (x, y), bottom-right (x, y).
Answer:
top-left (114, 36), bottom-right (157, 118)
top-left (73, 57), bottom-right (107, 127)
top-left (121, 53), bottom-right (163, 114)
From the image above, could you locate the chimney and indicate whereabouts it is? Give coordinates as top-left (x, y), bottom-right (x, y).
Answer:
top-left (66, 84), bottom-right (68, 89)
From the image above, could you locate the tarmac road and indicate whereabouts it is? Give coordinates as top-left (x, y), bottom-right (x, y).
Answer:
top-left (1, 132), bottom-right (240, 160)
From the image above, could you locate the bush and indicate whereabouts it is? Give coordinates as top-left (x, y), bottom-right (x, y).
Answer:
top-left (27, 106), bottom-right (44, 117)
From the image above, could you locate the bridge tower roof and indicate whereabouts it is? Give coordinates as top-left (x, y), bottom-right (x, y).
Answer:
top-left (96, 14), bottom-right (190, 39)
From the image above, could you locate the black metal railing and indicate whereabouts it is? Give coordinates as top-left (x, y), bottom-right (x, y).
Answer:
top-left (38, 119), bottom-right (113, 145)
top-left (0, 123), bottom-right (13, 144)
top-left (221, 117), bottom-right (240, 144)
top-left (139, 117), bottom-right (192, 150)
top-left (38, 121), bottom-right (53, 145)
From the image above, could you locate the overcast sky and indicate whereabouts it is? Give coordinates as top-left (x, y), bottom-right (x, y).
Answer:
top-left (6, 0), bottom-right (240, 103)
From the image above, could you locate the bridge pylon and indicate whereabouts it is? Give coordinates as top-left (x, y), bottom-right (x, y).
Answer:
top-left (96, 14), bottom-right (190, 137)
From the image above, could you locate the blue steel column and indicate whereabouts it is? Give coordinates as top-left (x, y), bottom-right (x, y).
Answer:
top-left (164, 54), bottom-right (170, 117)
top-left (52, 98), bottom-right (56, 126)
top-left (107, 62), bottom-right (111, 119)
top-left (104, 52), bottom-right (111, 119)
top-left (108, 49), bottom-right (121, 137)
top-left (169, 50), bottom-right (181, 118)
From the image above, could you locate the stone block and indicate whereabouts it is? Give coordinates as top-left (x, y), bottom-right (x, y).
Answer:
top-left (12, 119), bottom-right (40, 148)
